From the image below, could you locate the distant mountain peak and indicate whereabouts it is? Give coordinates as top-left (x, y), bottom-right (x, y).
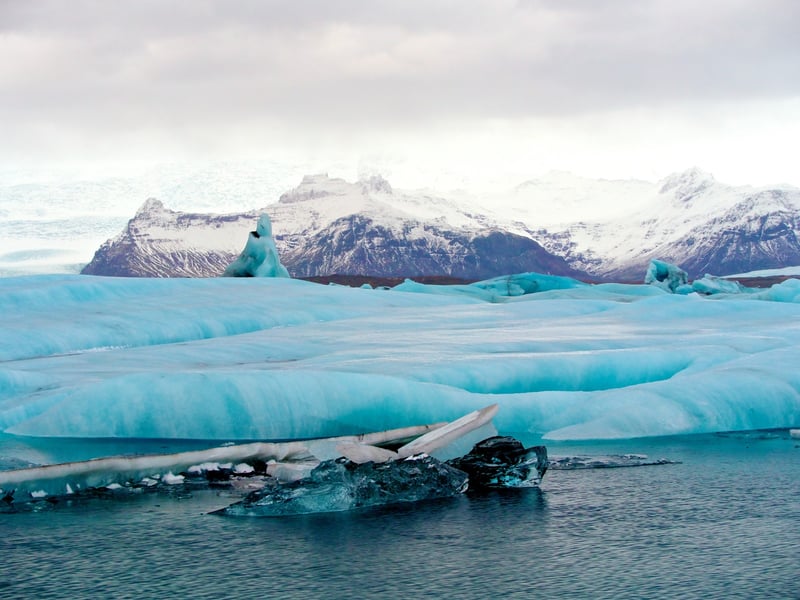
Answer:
top-left (136, 197), bottom-right (166, 216)
top-left (279, 173), bottom-right (359, 204)
top-left (359, 174), bottom-right (393, 195)
top-left (659, 167), bottom-right (716, 198)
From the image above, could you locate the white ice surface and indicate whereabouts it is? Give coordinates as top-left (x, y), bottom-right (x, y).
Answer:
top-left (1, 274), bottom-right (800, 445)
top-left (730, 266), bottom-right (800, 278)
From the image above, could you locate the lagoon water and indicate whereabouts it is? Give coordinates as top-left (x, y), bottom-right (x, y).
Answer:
top-left (2, 432), bottom-right (798, 600)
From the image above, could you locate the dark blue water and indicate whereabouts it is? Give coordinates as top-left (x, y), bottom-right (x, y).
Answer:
top-left (2, 433), bottom-right (798, 599)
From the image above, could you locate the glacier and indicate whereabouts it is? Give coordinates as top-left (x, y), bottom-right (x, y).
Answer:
top-left (1, 272), bottom-right (800, 452)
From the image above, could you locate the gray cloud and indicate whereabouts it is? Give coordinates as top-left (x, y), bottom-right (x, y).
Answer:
top-left (1, 0), bottom-right (798, 167)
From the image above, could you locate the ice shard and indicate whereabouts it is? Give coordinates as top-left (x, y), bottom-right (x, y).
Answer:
top-left (397, 404), bottom-right (498, 460)
top-left (218, 455), bottom-right (470, 517)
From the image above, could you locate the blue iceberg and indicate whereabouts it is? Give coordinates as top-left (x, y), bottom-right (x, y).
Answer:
top-left (644, 259), bottom-right (689, 292)
top-left (222, 214), bottom-right (290, 278)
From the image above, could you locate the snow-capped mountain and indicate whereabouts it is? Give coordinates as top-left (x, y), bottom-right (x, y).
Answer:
top-left (81, 199), bottom-right (259, 277)
top-left (81, 168), bottom-right (800, 280)
top-left (83, 174), bottom-right (582, 279)
top-left (531, 168), bottom-right (800, 279)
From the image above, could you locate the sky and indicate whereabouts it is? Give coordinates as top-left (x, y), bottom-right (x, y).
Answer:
top-left (2, 0), bottom-right (800, 189)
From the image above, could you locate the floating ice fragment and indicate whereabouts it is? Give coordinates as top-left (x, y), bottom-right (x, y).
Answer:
top-left (188, 462), bottom-right (233, 474)
top-left (219, 432), bottom-right (549, 517)
top-left (218, 455), bottom-right (469, 517)
top-left (447, 436), bottom-right (548, 488)
top-left (162, 472), bottom-right (185, 485)
top-left (547, 454), bottom-right (679, 469)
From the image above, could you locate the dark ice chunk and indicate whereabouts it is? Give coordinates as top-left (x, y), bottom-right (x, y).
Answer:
top-left (218, 455), bottom-right (469, 517)
top-left (447, 436), bottom-right (548, 488)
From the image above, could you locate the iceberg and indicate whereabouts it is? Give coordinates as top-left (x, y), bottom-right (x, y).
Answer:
top-left (222, 214), bottom-right (290, 278)
top-left (644, 259), bottom-right (689, 292)
top-left (645, 260), bottom-right (765, 297)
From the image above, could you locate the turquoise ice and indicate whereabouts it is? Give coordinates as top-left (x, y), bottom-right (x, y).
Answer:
top-left (1, 272), bottom-right (799, 442)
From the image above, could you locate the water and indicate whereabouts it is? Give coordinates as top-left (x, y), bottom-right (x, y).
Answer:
top-left (1, 433), bottom-right (798, 599)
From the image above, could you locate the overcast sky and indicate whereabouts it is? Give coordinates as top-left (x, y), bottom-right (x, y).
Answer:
top-left (2, 0), bottom-right (799, 188)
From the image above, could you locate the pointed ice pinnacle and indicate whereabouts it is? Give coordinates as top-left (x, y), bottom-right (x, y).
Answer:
top-left (222, 213), bottom-right (290, 278)
top-left (447, 436), bottom-right (548, 488)
top-left (218, 455), bottom-right (470, 517)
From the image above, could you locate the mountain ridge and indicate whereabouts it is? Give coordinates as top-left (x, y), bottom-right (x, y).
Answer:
top-left (81, 169), bottom-right (800, 280)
